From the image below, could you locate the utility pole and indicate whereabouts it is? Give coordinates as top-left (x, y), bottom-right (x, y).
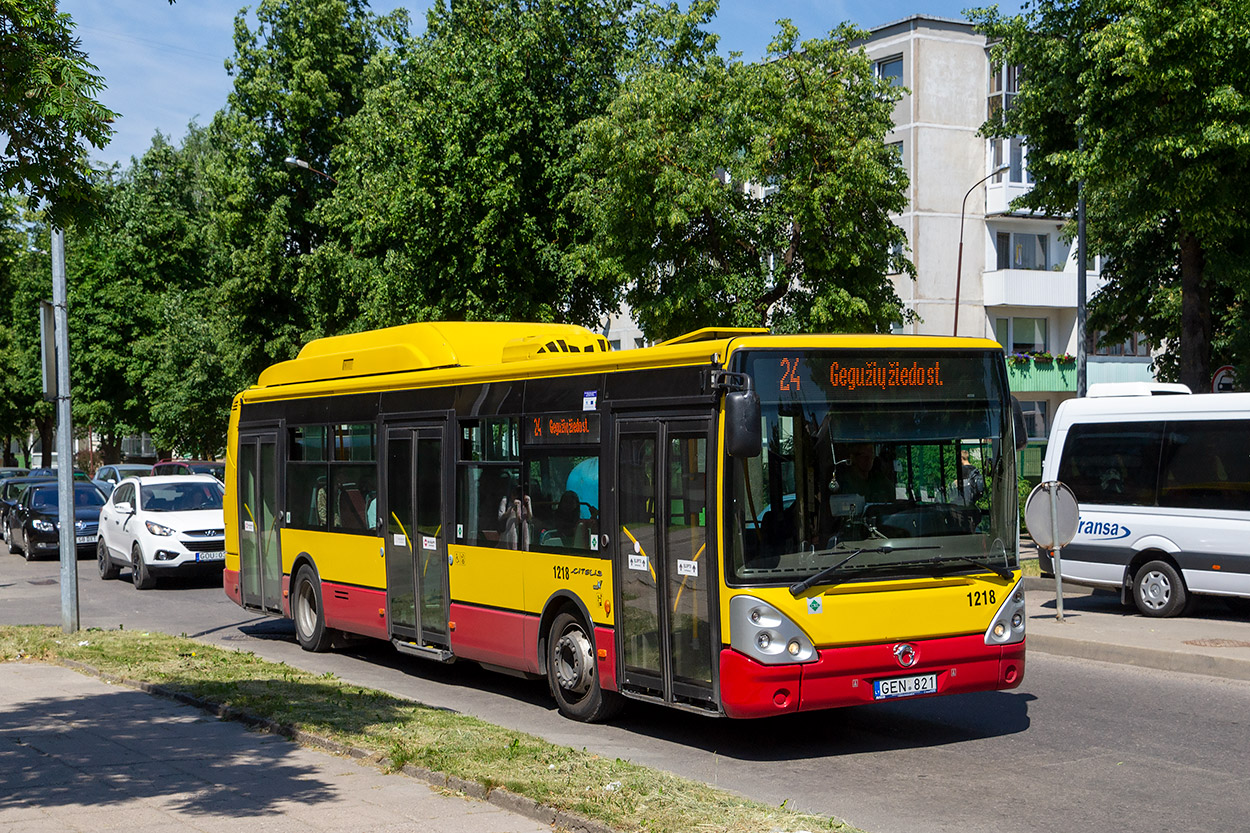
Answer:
top-left (52, 227), bottom-right (79, 633)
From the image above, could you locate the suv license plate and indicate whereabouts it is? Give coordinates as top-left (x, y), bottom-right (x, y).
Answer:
top-left (873, 673), bottom-right (938, 700)
top-left (197, 552), bottom-right (225, 562)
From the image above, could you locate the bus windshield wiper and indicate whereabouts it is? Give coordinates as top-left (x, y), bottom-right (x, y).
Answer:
top-left (927, 555), bottom-right (1013, 581)
top-left (789, 544), bottom-right (939, 597)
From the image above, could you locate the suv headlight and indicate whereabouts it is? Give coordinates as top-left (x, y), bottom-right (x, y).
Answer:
top-left (145, 520), bottom-right (175, 536)
top-left (984, 580), bottom-right (1026, 645)
top-left (729, 596), bottom-right (817, 664)
top-left (32, 519), bottom-right (55, 533)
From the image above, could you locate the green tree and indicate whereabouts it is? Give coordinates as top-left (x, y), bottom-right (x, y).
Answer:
top-left (971, 0), bottom-right (1250, 391)
top-left (322, 0), bottom-right (635, 329)
top-left (207, 0), bottom-right (408, 383)
top-left (0, 0), bottom-right (116, 226)
top-left (67, 129), bottom-right (224, 460)
top-left (571, 15), bottom-right (913, 341)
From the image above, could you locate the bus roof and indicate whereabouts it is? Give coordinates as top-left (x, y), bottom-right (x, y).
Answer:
top-left (245, 321), bottom-right (1002, 400)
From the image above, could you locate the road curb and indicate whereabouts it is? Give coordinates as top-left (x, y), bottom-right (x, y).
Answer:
top-left (1025, 633), bottom-right (1250, 682)
top-left (51, 657), bottom-right (618, 833)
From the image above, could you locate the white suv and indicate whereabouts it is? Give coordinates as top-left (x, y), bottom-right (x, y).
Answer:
top-left (97, 475), bottom-right (226, 589)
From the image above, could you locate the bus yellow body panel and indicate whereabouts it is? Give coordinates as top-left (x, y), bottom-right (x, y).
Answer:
top-left (283, 529), bottom-right (386, 588)
top-left (448, 545), bottom-right (613, 626)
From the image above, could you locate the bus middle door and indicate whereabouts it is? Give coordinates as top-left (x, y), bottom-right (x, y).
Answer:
top-left (384, 423), bottom-right (452, 657)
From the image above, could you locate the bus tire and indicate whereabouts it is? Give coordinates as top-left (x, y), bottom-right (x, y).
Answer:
top-left (1133, 559), bottom-right (1187, 618)
top-left (546, 611), bottom-right (622, 723)
top-left (293, 565), bottom-right (334, 652)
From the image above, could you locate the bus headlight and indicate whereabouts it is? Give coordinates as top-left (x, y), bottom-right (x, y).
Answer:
top-left (730, 596), bottom-right (817, 665)
top-left (984, 580), bottom-right (1026, 645)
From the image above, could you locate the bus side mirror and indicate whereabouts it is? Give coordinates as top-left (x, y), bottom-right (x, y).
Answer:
top-left (1011, 396), bottom-right (1028, 451)
top-left (725, 390), bottom-right (762, 458)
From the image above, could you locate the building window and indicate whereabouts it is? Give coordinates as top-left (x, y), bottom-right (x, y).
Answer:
top-left (1017, 400), bottom-right (1048, 440)
top-left (995, 232), bottom-right (1049, 270)
top-left (1091, 331), bottom-right (1151, 357)
top-left (990, 136), bottom-right (1031, 184)
top-left (887, 141), bottom-right (903, 163)
top-left (995, 317), bottom-right (1048, 353)
top-left (877, 56), bottom-right (903, 87)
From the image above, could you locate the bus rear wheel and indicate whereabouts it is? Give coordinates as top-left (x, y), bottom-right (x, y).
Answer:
top-left (546, 611), bottom-right (621, 723)
top-left (293, 565), bottom-right (334, 652)
top-left (1134, 560), bottom-right (1187, 618)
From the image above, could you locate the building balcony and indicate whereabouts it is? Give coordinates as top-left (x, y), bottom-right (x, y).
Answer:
top-left (1005, 354), bottom-right (1077, 392)
top-left (985, 180), bottom-right (1033, 216)
top-left (983, 268), bottom-right (1076, 308)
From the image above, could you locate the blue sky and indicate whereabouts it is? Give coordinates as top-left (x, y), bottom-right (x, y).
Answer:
top-left (62, 1), bottom-right (1022, 168)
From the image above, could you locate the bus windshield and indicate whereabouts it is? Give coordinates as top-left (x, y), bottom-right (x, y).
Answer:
top-left (728, 349), bottom-right (1017, 587)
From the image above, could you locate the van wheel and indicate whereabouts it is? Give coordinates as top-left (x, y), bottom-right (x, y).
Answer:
top-left (546, 612), bottom-right (622, 723)
top-left (1134, 560), bottom-right (1187, 618)
top-left (292, 565), bottom-right (334, 652)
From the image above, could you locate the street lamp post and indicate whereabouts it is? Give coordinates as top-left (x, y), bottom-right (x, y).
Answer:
top-left (954, 163), bottom-right (1011, 337)
top-left (283, 155), bottom-right (337, 184)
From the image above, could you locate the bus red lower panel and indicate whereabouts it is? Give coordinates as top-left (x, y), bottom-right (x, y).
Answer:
top-left (449, 603), bottom-right (531, 671)
top-left (719, 636), bottom-right (1025, 718)
top-left (223, 568), bottom-right (241, 605)
top-left (322, 581), bottom-right (389, 640)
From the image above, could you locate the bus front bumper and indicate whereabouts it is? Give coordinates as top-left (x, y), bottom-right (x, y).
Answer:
top-left (719, 634), bottom-right (1025, 719)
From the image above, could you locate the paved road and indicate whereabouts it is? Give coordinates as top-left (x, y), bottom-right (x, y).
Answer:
top-left (3, 549), bottom-right (1249, 833)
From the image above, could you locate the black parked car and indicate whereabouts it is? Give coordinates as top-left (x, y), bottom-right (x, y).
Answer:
top-left (1, 475), bottom-right (54, 547)
top-left (7, 482), bottom-right (106, 561)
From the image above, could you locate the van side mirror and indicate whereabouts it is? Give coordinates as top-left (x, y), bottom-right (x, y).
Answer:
top-left (725, 389), bottom-right (762, 458)
top-left (1011, 396), bottom-right (1029, 451)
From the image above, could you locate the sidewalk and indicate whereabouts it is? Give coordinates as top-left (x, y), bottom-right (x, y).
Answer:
top-left (0, 662), bottom-right (554, 833)
top-left (1024, 578), bottom-right (1250, 681)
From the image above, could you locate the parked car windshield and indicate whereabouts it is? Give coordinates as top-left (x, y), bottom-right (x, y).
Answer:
top-left (29, 484), bottom-right (107, 510)
top-left (141, 481), bottom-right (224, 512)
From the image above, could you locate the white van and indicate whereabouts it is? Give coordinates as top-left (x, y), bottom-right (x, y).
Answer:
top-left (1040, 389), bottom-right (1250, 617)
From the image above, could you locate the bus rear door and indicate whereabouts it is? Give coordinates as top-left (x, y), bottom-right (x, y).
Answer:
top-left (237, 431), bottom-right (283, 614)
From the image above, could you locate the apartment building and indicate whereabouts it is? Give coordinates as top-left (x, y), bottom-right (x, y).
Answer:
top-left (860, 15), bottom-right (1155, 467)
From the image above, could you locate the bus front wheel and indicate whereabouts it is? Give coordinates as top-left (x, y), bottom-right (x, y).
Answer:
top-left (293, 566), bottom-right (334, 652)
top-left (546, 612), bottom-right (622, 723)
top-left (1134, 560), bottom-right (1188, 618)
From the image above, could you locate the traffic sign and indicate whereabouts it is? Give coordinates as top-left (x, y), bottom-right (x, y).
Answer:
top-left (1024, 481), bottom-right (1079, 550)
top-left (1212, 365), bottom-right (1236, 393)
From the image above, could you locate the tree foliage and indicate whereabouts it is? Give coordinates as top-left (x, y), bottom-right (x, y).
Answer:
top-left (321, 0), bottom-right (635, 329)
top-left (208, 0), bottom-right (409, 380)
top-left (0, 0), bottom-right (116, 226)
top-left (971, 0), bottom-right (1250, 390)
top-left (572, 14), bottom-right (913, 341)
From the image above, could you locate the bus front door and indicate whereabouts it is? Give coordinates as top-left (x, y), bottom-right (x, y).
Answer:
top-left (614, 418), bottom-right (717, 710)
top-left (238, 432), bottom-right (283, 614)
top-left (384, 424), bottom-right (451, 653)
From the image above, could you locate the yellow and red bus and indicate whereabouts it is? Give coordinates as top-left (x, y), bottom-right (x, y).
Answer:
top-left (225, 322), bottom-right (1026, 721)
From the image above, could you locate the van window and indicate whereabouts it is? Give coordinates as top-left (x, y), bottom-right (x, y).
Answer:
top-left (1159, 420), bottom-right (1250, 511)
top-left (1057, 422), bottom-right (1163, 506)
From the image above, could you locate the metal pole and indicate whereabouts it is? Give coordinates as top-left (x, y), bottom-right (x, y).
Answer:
top-left (1076, 179), bottom-right (1088, 398)
top-left (954, 164), bottom-right (1010, 337)
top-left (52, 227), bottom-right (79, 634)
top-left (1047, 481), bottom-right (1065, 622)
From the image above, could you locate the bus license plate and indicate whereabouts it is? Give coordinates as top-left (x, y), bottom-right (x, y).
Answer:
top-left (197, 552), bottom-right (225, 562)
top-left (75, 535), bottom-right (96, 545)
top-left (873, 673), bottom-right (938, 700)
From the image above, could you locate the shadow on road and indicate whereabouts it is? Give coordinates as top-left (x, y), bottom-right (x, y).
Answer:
top-left (0, 684), bottom-right (337, 817)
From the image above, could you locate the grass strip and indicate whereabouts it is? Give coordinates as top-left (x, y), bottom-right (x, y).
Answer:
top-left (0, 625), bottom-right (863, 833)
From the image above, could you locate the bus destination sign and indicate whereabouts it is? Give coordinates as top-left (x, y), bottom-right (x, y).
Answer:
top-left (526, 412), bottom-right (601, 445)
